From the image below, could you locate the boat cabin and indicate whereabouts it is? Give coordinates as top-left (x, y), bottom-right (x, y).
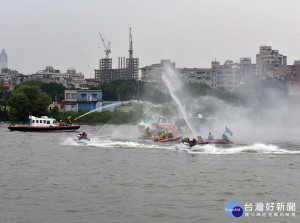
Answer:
top-left (29, 116), bottom-right (58, 126)
top-left (156, 116), bottom-right (185, 130)
top-left (155, 115), bottom-right (209, 132)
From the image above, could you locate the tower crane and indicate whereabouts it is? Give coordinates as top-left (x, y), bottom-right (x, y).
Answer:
top-left (99, 32), bottom-right (111, 59)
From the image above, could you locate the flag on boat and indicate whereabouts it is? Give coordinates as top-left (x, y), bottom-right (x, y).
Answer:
top-left (225, 126), bottom-right (233, 137)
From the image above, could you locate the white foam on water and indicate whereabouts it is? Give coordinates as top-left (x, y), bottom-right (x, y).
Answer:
top-left (61, 136), bottom-right (300, 155)
top-left (175, 143), bottom-right (300, 155)
top-left (60, 137), bottom-right (80, 146)
top-left (61, 136), bottom-right (169, 149)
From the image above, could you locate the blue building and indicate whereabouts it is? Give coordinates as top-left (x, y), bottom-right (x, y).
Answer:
top-left (64, 90), bottom-right (102, 111)
top-left (77, 90), bottom-right (102, 111)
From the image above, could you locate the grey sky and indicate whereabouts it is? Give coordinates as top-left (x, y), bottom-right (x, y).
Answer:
top-left (1, 0), bottom-right (300, 77)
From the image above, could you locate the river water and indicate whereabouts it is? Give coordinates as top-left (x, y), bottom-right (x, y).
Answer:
top-left (0, 123), bottom-right (299, 223)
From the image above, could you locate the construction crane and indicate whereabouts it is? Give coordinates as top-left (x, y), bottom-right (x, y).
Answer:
top-left (128, 27), bottom-right (133, 59)
top-left (99, 32), bottom-right (111, 59)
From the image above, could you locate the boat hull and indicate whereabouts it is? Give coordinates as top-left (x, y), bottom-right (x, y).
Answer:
top-left (177, 139), bottom-right (233, 146)
top-left (203, 139), bottom-right (233, 144)
top-left (154, 135), bottom-right (182, 142)
top-left (8, 125), bottom-right (80, 131)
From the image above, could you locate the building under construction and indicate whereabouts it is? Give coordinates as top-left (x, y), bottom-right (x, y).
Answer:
top-left (95, 28), bottom-right (139, 82)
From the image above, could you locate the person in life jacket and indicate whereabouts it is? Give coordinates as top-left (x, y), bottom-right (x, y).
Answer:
top-left (197, 135), bottom-right (203, 142)
top-left (67, 116), bottom-right (72, 125)
top-left (146, 126), bottom-right (151, 137)
top-left (190, 137), bottom-right (197, 146)
top-left (59, 120), bottom-right (64, 126)
top-left (167, 130), bottom-right (173, 138)
top-left (183, 136), bottom-right (190, 143)
top-left (78, 130), bottom-right (87, 140)
top-left (163, 128), bottom-right (167, 137)
top-left (159, 133), bottom-right (165, 140)
top-left (208, 132), bottom-right (214, 140)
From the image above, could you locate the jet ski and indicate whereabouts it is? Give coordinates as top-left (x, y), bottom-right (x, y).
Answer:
top-left (74, 134), bottom-right (91, 143)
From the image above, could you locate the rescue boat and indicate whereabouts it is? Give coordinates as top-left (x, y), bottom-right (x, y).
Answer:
top-left (177, 138), bottom-right (233, 146)
top-left (153, 135), bottom-right (182, 142)
top-left (8, 116), bottom-right (80, 131)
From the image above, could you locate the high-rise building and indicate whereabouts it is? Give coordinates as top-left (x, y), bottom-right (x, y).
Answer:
top-left (178, 67), bottom-right (212, 86)
top-left (0, 49), bottom-right (8, 71)
top-left (140, 60), bottom-right (176, 93)
top-left (294, 60), bottom-right (300, 66)
top-left (240, 58), bottom-right (251, 76)
top-left (239, 57), bottom-right (256, 81)
top-left (211, 60), bottom-right (240, 91)
top-left (125, 57), bottom-right (139, 80)
top-left (94, 57), bottom-right (139, 82)
top-left (95, 28), bottom-right (139, 82)
top-left (94, 58), bottom-right (113, 82)
top-left (256, 46), bottom-right (286, 79)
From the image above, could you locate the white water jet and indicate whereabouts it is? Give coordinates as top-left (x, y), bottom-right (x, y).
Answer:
top-left (75, 100), bottom-right (138, 120)
top-left (161, 66), bottom-right (198, 137)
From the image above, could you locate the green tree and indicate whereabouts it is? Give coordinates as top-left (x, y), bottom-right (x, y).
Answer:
top-left (102, 82), bottom-right (118, 101)
top-left (15, 81), bottom-right (66, 102)
top-left (8, 85), bottom-right (52, 121)
top-left (0, 85), bottom-right (10, 112)
top-left (41, 82), bottom-right (66, 102)
top-left (117, 81), bottom-right (137, 101)
top-left (50, 105), bottom-right (60, 120)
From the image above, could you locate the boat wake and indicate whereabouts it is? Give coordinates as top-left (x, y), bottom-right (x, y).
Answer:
top-left (61, 137), bottom-right (169, 149)
top-left (175, 143), bottom-right (300, 155)
top-left (61, 137), bottom-right (300, 155)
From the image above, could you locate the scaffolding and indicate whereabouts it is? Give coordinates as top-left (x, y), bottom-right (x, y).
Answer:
top-left (125, 58), bottom-right (139, 79)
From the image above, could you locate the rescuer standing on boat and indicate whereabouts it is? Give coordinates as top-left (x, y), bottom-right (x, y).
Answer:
top-left (67, 116), bottom-right (72, 125)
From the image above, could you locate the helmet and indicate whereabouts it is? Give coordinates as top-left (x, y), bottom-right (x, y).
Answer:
top-left (186, 136), bottom-right (189, 138)
top-left (209, 132), bottom-right (211, 134)
top-left (68, 116), bottom-right (71, 118)
top-left (193, 137), bottom-right (196, 139)
top-left (60, 120), bottom-right (62, 122)
top-left (83, 130), bottom-right (86, 133)
top-left (168, 130), bottom-right (172, 133)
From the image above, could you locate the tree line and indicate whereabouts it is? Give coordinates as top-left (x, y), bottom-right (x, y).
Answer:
top-left (0, 78), bottom-right (289, 122)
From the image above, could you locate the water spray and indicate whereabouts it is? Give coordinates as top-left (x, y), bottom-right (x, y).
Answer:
top-left (161, 66), bottom-right (198, 137)
top-left (74, 100), bottom-right (139, 120)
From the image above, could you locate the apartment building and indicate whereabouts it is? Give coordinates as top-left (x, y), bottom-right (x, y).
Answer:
top-left (256, 46), bottom-right (287, 79)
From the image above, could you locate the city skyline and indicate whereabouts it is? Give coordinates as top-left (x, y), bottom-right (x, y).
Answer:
top-left (1, 0), bottom-right (300, 77)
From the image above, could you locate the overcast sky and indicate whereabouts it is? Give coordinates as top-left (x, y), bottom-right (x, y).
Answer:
top-left (1, 0), bottom-right (300, 77)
